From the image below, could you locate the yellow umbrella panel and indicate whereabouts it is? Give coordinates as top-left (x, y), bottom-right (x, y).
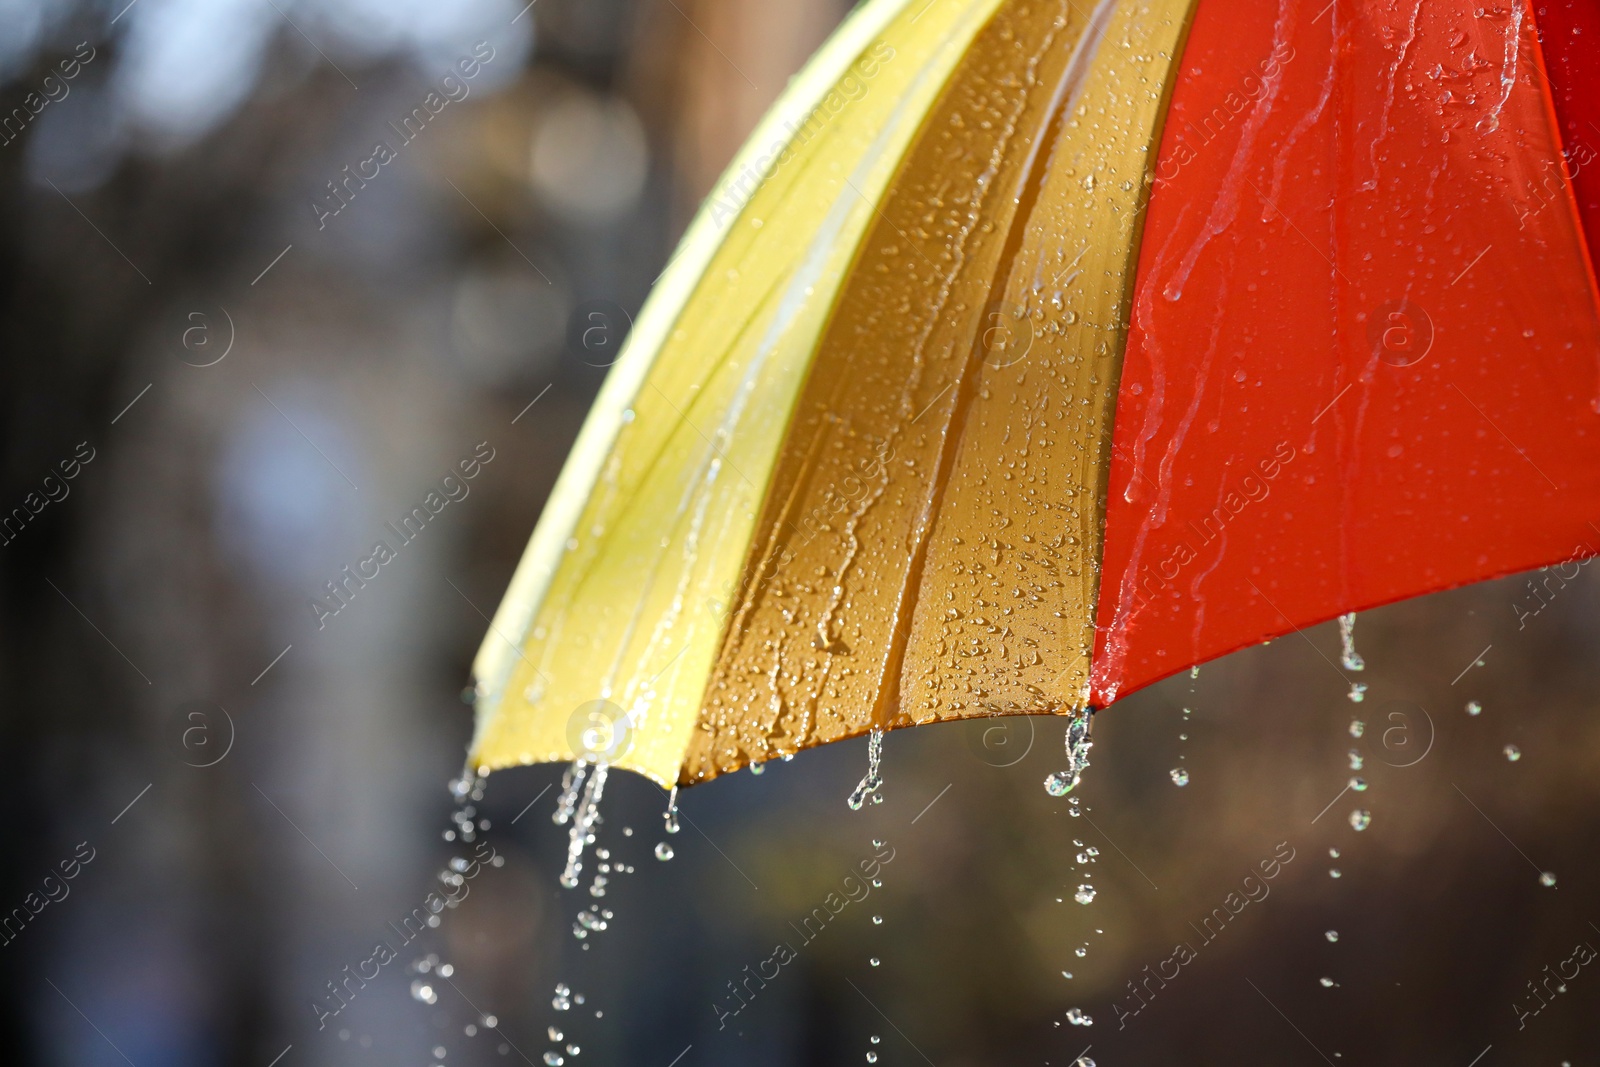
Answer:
top-left (469, 0), bottom-right (1198, 788)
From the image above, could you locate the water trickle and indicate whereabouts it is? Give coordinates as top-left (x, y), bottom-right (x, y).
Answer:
top-left (663, 786), bottom-right (681, 834)
top-left (847, 727), bottom-right (886, 810)
top-left (1503, 744), bottom-right (1522, 761)
top-left (557, 761), bottom-right (609, 889)
top-left (1465, 700), bottom-right (1482, 716)
top-left (1337, 613), bottom-right (1365, 672)
top-left (1169, 767), bottom-right (1189, 787)
top-left (654, 842), bottom-right (674, 861)
top-left (1349, 810), bottom-right (1371, 831)
top-left (1044, 710), bottom-right (1093, 796)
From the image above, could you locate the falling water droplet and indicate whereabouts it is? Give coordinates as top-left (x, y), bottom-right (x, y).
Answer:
top-left (1540, 871), bottom-right (1557, 887)
top-left (1329, 868), bottom-right (1342, 878)
top-left (664, 786), bottom-right (681, 834)
top-left (1065, 1007), bottom-right (1093, 1026)
top-left (1348, 777), bottom-right (1367, 792)
top-left (1074, 946), bottom-right (1088, 957)
top-left (872, 915), bottom-right (883, 925)
top-left (1045, 710), bottom-right (1093, 796)
top-left (1325, 930), bottom-right (1339, 942)
top-left (1061, 970), bottom-right (1074, 979)
top-left (1347, 682), bottom-right (1367, 703)
top-left (1465, 700), bottom-right (1482, 716)
top-left (1503, 744), bottom-right (1521, 761)
top-left (1349, 810), bottom-right (1371, 831)
top-left (552, 984), bottom-right (572, 1011)
top-left (548, 1028), bottom-right (563, 1042)
top-left (1348, 750), bottom-right (1364, 770)
top-left (1169, 767), bottom-right (1189, 787)
top-left (750, 763), bottom-right (765, 775)
top-left (1348, 720), bottom-right (1365, 739)
top-left (654, 842), bottom-right (674, 861)
top-left (410, 981), bottom-right (438, 1004)
top-left (543, 1054), bottom-right (564, 1066)
top-left (869, 957), bottom-right (880, 967)
top-left (1075, 1058), bottom-right (1096, 1067)
top-left (1338, 613), bottom-right (1365, 671)
top-left (1074, 884), bottom-right (1096, 905)
top-left (847, 727), bottom-right (886, 810)
top-left (866, 1055), bottom-right (877, 1064)
top-left (1319, 977), bottom-right (1335, 988)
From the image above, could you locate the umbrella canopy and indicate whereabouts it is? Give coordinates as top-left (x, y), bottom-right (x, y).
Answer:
top-left (469, 0), bottom-right (1600, 789)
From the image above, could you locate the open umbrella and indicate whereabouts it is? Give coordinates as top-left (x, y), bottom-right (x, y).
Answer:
top-left (467, 0), bottom-right (1600, 795)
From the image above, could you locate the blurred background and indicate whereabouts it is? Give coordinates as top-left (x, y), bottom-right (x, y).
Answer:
top-left (1, 1), bottom-right (1598, 1065)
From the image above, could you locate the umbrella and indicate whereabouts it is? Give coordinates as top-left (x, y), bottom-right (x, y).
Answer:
top-left (467, 0), bottom-right (1600, 796)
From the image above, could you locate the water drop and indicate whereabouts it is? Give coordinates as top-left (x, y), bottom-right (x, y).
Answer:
top-left (566, 1045), bottom-right (580, 1056)
top-left (1348, 720), bottom-right (1365, 739)
top-left (1169, 767), bottom-right (1189, 787)
top-left (1319, 977), bottom-right (1335, 988)
top-left (1329, 868), bottom-right (1342, 878)
top-left (1075, 1058), bottom-right (1096, 1067)
top-left (1348, 777), bottom-right (1367, 792)
top-left (1065, 1007), bottom-right (1093, 1026)
top-left (543, 1054), bottom-right (564, 1066)
top-left (1044, 710), bottom-right (1093, 796)
top-left (1338, 613), bottom-right (1365, 671)
top-left (1074, 884), bottom-right (1096, 905)
top-left (1349, 809), bottom-right (1371, 831)
top-left (548, 1028), bottom-right (563, 1042)
top-left (552, 984), bottom-right (572, 1011)
top-left (1061, 970), bottom-right (1074, 979)
top-left (1325, 930), bottom-right (1339, 942)
top-left (1348, 750), bottom-right (1364, 770)
top-left (1503, 744), bottom-right (1521, 761)
top-left (654, 842), bottom-right (674, 861)
top-left (1540, 871), bottom-right (1557, 887)
top-left (1347, 682), bottom-right (1367, 703)
top-left (866, 1055), bottom-right (877, 1064)
top-left (1465, 700), bottom-right (1482, 716)
top-left (872, 915), bottom-right (883, 925)
top-left (410, 981), bottom-right (437, 1005)
top-left (1074, 946), bottom-right (1087, 957)
top-left (847, 727), bottom-right (886, 810)
top-left (750, 763), bottom-right (765, 775)
top-left (664, 786), bottom-right (681, 834)
top-left (869, 957), bottom-right (880, 967)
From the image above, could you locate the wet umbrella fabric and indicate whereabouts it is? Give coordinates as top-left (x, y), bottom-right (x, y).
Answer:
top-left (469, 0), bottom-right (1600, 787)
